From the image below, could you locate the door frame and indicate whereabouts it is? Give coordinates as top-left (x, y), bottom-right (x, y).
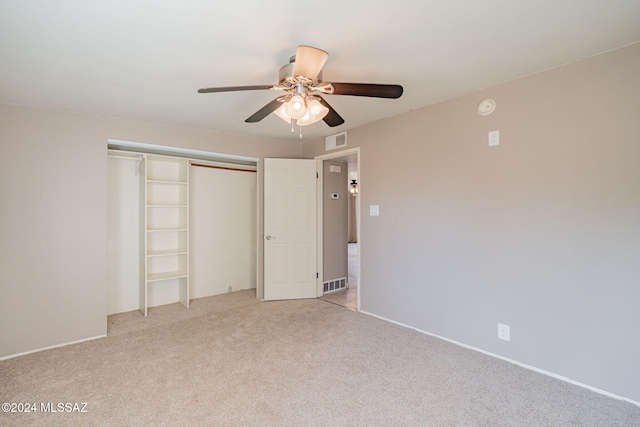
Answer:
top-left (315, 147), bottom-right (361, 309)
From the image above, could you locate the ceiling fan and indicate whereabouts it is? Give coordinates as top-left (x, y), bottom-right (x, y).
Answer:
top-left (198, 46), bottom-right (403, 135)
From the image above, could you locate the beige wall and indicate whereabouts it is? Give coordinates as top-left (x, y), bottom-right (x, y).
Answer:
top-left (303, 43), bottom-right (640, 402)
top-left (322, 161), bottom-right (348, 282)
top-left (0, 104), bottom-right (300, 357)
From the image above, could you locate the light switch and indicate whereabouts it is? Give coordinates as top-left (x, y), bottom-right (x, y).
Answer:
top-left (488, 130), bottom-right (499, 147)
top-left (370, 205), bottom-right (379, 216)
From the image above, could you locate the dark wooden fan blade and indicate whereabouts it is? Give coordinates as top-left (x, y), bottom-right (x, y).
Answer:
top-left (318, 97), bottom-right (345, 127)
top-left (198, 85), bottom-right (273, 93)
top-left (245, 98), bottom-right (282, 123)
top-left (329, 83), bottom-right (403, 99)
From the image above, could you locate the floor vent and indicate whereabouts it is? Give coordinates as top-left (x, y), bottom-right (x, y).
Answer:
top-left (323, 277), bottom-right (348, 293)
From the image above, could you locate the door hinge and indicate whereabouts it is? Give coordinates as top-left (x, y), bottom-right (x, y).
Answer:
top-left (316, 272), bottom-right (319, 279)
top-left (316, 172), bottom-right (319, 178)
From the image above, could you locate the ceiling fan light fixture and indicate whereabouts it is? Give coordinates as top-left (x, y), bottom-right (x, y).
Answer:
top-left (296, 111), bottom-right (318, 127)
top-left (273, 104), bottom-right (292, 123)
top-left (285, 94), bottom-right (307, 119)
top-left (308, 98), bottom-right (326, 116)
top-left (297, 98), bottom-right (328, 126)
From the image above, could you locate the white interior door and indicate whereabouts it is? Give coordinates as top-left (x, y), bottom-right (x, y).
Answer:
top-left (264, 158), bottom-right (317, 300)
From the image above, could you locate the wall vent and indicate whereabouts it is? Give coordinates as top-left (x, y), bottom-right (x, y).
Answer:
top-left (325, 132), bottom-right (347, 151)
top-left (323, 277), bottom-right (348, 293)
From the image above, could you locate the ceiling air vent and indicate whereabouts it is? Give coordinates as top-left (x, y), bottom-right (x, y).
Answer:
top-left (325, 132), bottom-right (347, 151)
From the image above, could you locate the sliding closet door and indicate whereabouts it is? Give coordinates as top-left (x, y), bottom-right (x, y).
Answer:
top-left (190, 165), bottom-right (257, 298)
top-left (107, 156), bottom-right (140, 315)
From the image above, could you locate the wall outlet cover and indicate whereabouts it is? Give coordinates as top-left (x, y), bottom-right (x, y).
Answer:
top-left (498, 323), bottom-right (510, 341)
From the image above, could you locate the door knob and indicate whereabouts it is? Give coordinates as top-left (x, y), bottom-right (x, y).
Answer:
top-left (265, 235), bottom-right (275, 240)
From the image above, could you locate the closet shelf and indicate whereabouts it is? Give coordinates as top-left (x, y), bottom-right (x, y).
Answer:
top-left (146, 179), bottom-right (187, 185)
top-left (140, 154), bottom-right (190, 316)
top-left (147, 250), bottom-right (188, 257)
top-left (147, 270), bottom-right (188, 282)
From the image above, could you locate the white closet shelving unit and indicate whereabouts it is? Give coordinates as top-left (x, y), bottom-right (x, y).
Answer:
top-left (140, 154), bottom-right (190, 315)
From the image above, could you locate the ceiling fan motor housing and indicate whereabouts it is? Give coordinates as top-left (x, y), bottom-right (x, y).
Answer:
top-left (279, 61), bottom-right (323, 86)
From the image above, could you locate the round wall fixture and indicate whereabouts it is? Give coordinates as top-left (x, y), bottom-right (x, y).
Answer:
top-left (478, 98), bottom-right (496, 116)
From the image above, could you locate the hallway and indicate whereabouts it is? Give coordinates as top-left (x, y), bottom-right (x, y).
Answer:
top-left (319, 243), bottom-right (358, 310)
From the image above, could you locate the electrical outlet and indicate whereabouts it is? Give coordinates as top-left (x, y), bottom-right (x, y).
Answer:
top-left (498, 323), bottom-right (510, 341)
top-left (227, 286), bottom-right (232, 293)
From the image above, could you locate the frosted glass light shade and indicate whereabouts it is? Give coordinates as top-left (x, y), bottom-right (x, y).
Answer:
top-left (284, 95), bottom-right (307, 119)
top-left (273, 104), bottom-right (292, 123)
top-left (297, 98), bottom-right (328, 126)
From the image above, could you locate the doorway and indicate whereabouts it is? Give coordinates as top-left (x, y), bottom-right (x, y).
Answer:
top-left (316, 148), bottom-right (360, 310)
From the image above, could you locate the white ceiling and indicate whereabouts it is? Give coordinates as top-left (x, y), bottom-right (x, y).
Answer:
top-left (2, 1), bottom-right (640, 142)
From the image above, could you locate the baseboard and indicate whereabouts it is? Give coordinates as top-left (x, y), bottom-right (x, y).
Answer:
top-left (0, 335), bottom-right (107, 361)
top-left (359, 310), bottom-right (640, 408)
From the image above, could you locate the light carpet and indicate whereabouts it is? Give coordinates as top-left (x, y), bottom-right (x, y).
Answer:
top-left (1, 290), bottom-right (639, 426)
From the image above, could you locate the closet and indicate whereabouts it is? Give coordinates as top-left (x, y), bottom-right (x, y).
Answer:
top-left (107, 144), bottom-right (257, 316)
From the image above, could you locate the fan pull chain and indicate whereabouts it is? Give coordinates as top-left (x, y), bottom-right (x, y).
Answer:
top-left (299, 126), bottom-right (302, 139)
top-left (290, 119), bottom-right (294, 134)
